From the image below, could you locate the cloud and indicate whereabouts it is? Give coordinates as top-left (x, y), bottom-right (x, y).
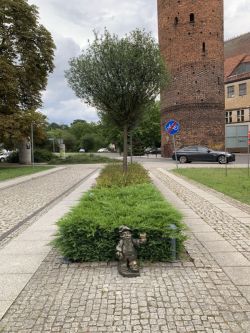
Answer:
top-left (28, 0), bottom-right (250, 124)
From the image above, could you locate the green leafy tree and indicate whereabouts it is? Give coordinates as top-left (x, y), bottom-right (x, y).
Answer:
top-left (0, 0), bottom-right (55, 162)
top-left (66, 29), bottom-right (169, 172)
top-left (133, 101), bottom-right (161, 149)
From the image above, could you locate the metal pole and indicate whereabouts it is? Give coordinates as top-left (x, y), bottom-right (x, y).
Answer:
top-left (173, 135), bottom-right (178, 169)
top-left (130, 132), bottom-right (133, 164)
top-left (31, 122), bottom-right (34, 167)
top-left (53, 139), bottom-right (55, 153)
top-left (225, 134), bottom-right (228, 177)
top-left (248, 134), bottom-right (250, 177)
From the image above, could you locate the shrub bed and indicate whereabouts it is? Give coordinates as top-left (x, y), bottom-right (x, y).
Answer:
top-left (48, 153), bottom-right (118, 165)
top-left (54, 164), bottom-right (185, 262)
top-left (96, 163), bottom-right (150, 187)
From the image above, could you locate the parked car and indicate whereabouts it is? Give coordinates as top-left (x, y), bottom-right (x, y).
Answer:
top-left (144, 147), bottom-right (161, 155)
top-left (172, 146), bottom-right (235, 164)
top-left (79, 148), bottom-right (85, 153)
top-left (0, 153), bottom-right (7, 162)
top-left (97, 148), bottom-right (109, 153)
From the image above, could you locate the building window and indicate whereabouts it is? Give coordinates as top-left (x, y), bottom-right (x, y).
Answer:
top-left (227, 85), bottom-right (235, 98)
top-left (237, 110), bottom-right (245, 122)
top-left (174, 17), bottom-right (179, 25)
top-left (226, 111), bottom-right (232, 124)
top-left (202, 42), bottom-right (206, 53)
top-left (190, 13), bottom-right (195, 23)
top-left (239, 83), bottom-right (247, 96)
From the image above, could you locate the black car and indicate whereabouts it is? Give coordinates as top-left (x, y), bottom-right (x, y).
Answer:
top-left (172, 146), bottom-right (235, 164)
top-left (144, 147), bottom-right (161, 155)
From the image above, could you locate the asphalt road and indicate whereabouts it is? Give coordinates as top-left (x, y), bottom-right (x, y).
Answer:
top-left (98, 152), bottom-right (250, 165)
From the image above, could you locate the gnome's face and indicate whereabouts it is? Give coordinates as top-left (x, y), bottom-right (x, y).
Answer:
top-left (122, 231), bottom-right (132, 239)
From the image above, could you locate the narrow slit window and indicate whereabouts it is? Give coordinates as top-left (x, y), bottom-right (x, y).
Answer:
top-left (202, 42), bottom-right (206, 53)
top-left (190, 13), bottom-right (195, 23)
top-left (174, 17), bottom-right (179, 25)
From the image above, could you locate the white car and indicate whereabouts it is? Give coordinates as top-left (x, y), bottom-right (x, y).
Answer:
top-left (0, 153), bottom-right (7, 162)
top-left (97, 148), bottom-right (109, 153)
top-left (79, 148), bottom-right (85, 153)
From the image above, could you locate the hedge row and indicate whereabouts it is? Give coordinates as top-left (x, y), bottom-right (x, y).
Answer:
top-left (54, 164), bottom-right (185, 262)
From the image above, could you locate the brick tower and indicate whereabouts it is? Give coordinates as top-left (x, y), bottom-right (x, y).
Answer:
top-left (158, 0), bottom-right (225, 157)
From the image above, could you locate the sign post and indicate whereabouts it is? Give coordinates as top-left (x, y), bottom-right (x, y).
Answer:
top-left (164, 120), bottom-right (180, 169)
top-left (248, 130), bottom-right (250, 177)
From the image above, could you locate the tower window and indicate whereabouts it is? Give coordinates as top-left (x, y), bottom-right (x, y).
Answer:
top-left (190, 13), bottom-right (195, 23)
top-left (174, 17), bottom-right (179, 25)
top-left (202, 42), bottom-right (206, 53)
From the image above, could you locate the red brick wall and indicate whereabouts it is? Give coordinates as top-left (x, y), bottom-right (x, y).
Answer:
top-left (158, 0), bottom-right (225, 156)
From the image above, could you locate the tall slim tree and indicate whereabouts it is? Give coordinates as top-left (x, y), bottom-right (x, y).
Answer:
top-left (66, 29), bottom-right (169, 172)
top-left (0, 0), bottom-right (55, 162)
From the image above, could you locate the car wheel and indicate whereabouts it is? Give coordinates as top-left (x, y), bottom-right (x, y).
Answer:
top-left (0, 158), bottom-right (5, 162)
top-left (218, 155), bottom-right (227, 164)
top-left (179, 155), bottom-right (188, 164)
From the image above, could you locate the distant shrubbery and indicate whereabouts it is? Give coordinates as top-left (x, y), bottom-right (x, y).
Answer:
top-left (48, 153), bottom-right (118, 165)
top-left (96, 163), bottom-right (150, 187)
top-left (54, 164), bottom-right (185, 262)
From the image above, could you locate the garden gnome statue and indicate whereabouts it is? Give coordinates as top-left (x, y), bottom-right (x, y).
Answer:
top-left (116, 226), bottom-right (147, 277)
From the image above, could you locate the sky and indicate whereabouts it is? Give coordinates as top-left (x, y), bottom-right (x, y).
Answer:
top-left (27, 0), bottom-right (250, 125)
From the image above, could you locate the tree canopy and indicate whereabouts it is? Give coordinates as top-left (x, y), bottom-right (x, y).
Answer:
top-left (0, 0), bottom-right (55, 115)
top-left (0, 0), bottom-right (55, 156)
top-left (66, 29), bottom-right (169, 171)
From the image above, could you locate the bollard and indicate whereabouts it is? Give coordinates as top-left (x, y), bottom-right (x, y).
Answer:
top-left (169, 224), bottom-right (177, 261)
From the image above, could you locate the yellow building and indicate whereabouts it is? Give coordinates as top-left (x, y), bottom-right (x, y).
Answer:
top-left (224, 35), bottom-right (250, 152)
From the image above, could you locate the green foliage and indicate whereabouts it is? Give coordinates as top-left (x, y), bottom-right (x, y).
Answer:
top-left (34, 149), bottom-right (54, 162)
top-left (174, 168), bottom-right (250, 205)
top-left (0, 166), bottom-right (53, 181)
top-left (7, 151), bottom-right (19, 163)
top-left (133, 101), bottom-right (161, 149)
top-left (96, 163), bottom-right (150, 188)
top-left (65, 28), bottom-right (169, 171)
top-left (0, 0), bottom-right (55, 115)
top-left (48, 153), bottom-right (117, 165)
top-left (0, 0), bottom-right (55, 150)
top-left (54, 183), bottom-right (185, 262)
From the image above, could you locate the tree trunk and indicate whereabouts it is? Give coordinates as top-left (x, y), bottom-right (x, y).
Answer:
top-left (123, 124), bottom-right (128, 173)
top-left (19, 138), bottom-right (31, 164)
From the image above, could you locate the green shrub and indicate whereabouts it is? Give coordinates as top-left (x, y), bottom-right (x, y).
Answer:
top-left (7, 151), bottom-right (19, 163)
top-left (48, 153), bottom-right (117, 165)
top-left (34, 149), bottom-right (54, 162)
top-left (54, 183), bottom-right (185, 262)
top-left (96, 163), bottom-right (150, 187)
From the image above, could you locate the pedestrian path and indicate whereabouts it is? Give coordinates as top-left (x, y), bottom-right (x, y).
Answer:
top-left (0, 168), bottom-right (100, 321)
top-left (149, 168), bottom-right (250, 302)
top-left (0, 165), bottom-right (250, 332)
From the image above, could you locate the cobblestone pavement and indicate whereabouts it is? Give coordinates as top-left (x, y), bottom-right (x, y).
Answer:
top-left (152, 169), bottom-right (250, 257)
top-left (1, 165), bottom-right (250, 332)
top-left (0, 165), bottom-right (100, 244)
top-left (1, 239), bottom-right (250, 333)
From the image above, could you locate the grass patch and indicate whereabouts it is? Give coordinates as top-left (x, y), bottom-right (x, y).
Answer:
top-left (174, 168), bottom-right (250, 205)
top-left (54, 164), bottom-right (185, 262)
top-left (0, 166), bottom-right (53, 181)
top-left (48, 153), bottom-right (118, 165)
top-left (96, 163), bottom-right (151, 187)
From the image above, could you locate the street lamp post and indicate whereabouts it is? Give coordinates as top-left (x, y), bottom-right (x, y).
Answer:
top-left (31, 122), bottom-right (34, 167)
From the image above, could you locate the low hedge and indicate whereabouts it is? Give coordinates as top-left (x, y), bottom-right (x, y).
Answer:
top-left (54, 182), bottom-right (185, 262)
top-left (96, 163), bottom-right (150, 187)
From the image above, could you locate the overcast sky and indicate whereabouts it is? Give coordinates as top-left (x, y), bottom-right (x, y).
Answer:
top-left (28, 0), bottom-right (250, 125)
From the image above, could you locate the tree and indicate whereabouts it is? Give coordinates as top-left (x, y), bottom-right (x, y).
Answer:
top-left (66, 29), bottom-right (169, 172)
top-left (0, 0), bottom-right (55, 162)
top-left (133, 101), bottom-right (161, 149)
